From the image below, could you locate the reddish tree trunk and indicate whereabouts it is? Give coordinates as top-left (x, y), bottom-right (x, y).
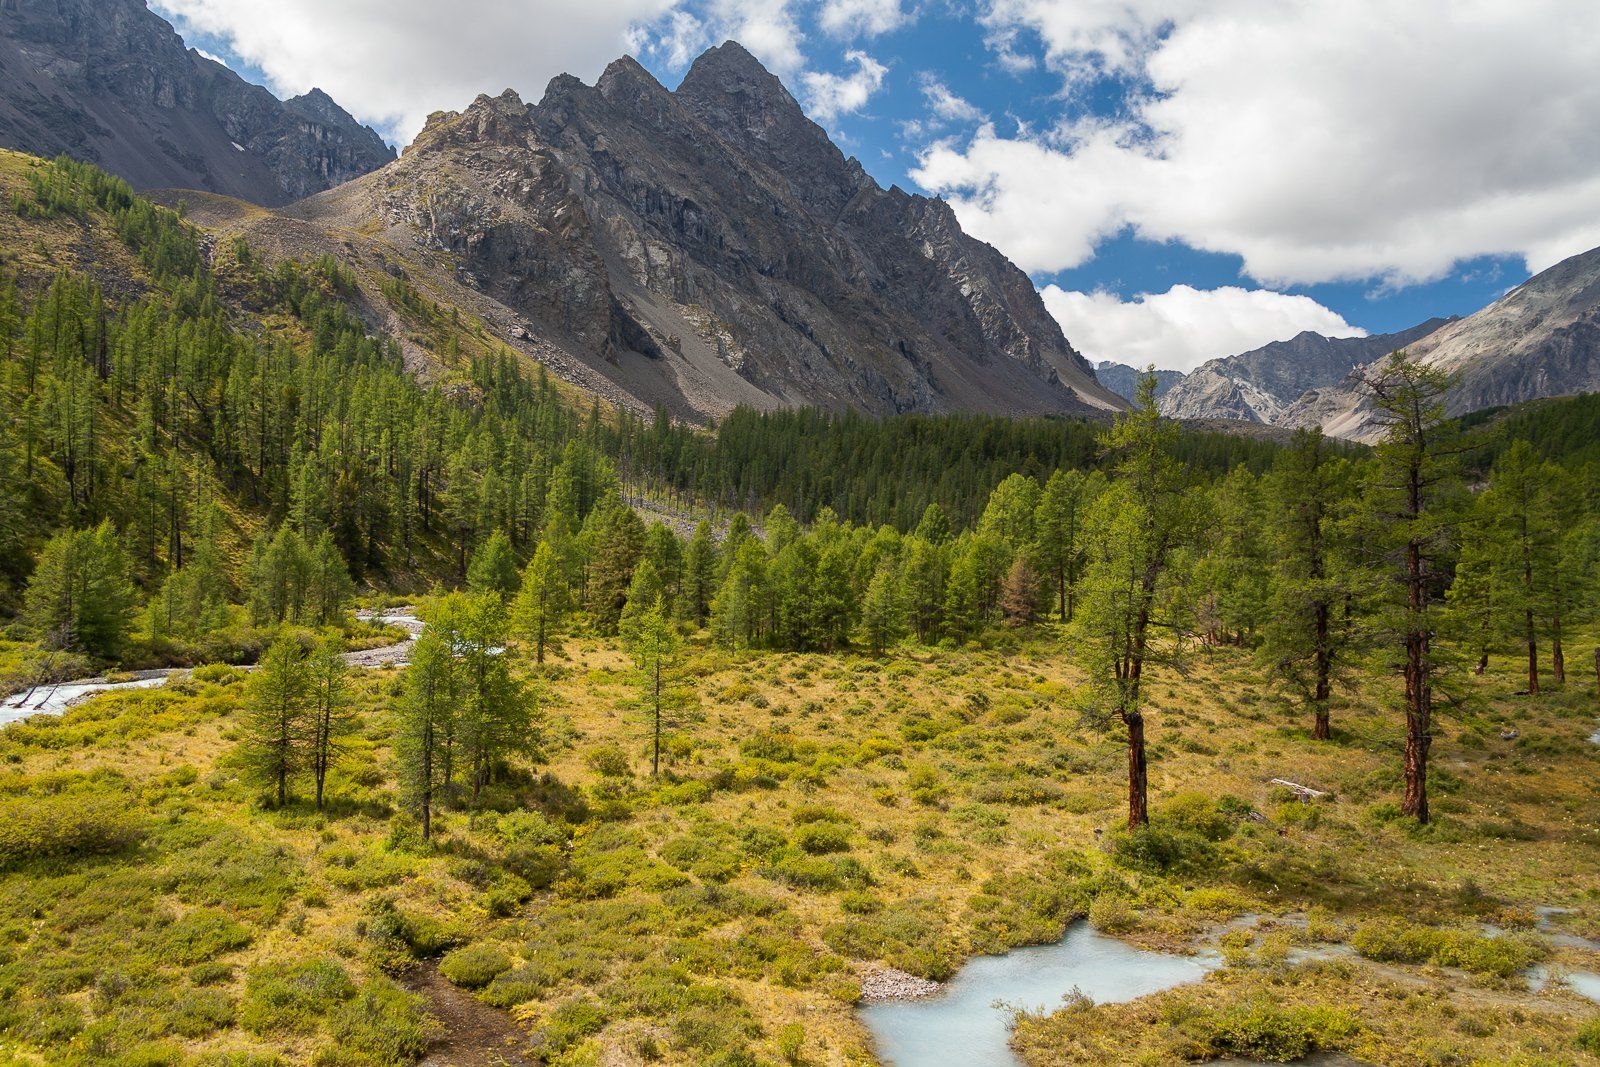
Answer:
top-left (1125, 711), bottom-right (1148, 828)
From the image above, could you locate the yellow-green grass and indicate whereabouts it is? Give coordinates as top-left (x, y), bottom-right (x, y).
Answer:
top-left (0, 626), bottom-right (1597, 1066)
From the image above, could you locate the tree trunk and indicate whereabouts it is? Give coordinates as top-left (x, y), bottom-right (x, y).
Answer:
top-left (1125, 711), bottom-right (1148, 828)
top-left (1525, 608), bottom-right (1539, 695)
top-left (1551, 613), bottom-right (1565, 684)
top-left (1313, 601), bottom-right (1331, 739)
top-left (1401, 534), bottom-right (1431, 823)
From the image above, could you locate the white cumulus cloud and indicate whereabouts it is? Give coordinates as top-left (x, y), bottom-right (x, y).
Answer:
top-left (913, 0), bottom-right (1600, 286)
top-left (820, 0), bottom-right (909, 38)
top-left (802, 50), bottom-right (888, 122)
top-left (1040, 284), bottom-right (1365, 373)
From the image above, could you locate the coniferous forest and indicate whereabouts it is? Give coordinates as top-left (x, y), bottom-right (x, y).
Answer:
top-left (5, 154), bottom-right (1600, 1067)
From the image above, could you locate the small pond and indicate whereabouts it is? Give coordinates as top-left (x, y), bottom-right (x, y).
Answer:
top-left (860, 921), bottom-right (1220, 1067)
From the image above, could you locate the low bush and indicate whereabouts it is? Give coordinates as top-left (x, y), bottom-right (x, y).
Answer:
top-left (1199, 999), bottom-right (1362, 1061)
top-left (0, 795), bottom-right (144, 865)
top-left (326, 979), bottom-right (433, 1063)
top-left (440, 943), bottom-right (514, 989)
top-left (1351, 919), bottom-right (1545, 978)
top-left (240, 958), bottom-right (356, 1033)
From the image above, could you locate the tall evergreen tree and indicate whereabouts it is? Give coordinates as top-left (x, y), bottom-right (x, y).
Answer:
top-left (306, 634), bottom-right (353, 810)
top-left (1355, 359), bottom-right (1463, 824)
top-left (511, 541), bottom-right (570, 665)
top-left (1258, 430), bottom-right (1361, 739)
top-left (23, 521), bottom-right (136, 656)
top-left (1074, 375), bottom-right (1201, 828)
top-left (1481, 440), bottom-right (1561, 694)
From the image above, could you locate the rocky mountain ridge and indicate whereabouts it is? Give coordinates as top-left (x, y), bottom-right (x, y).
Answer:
top-left (253, 43), bottom-right (1124, 421)
top-left (1094, 362), bottom-right (1184, 403)
top-left (1156, 319), bottom-right (1453, 425)
top-left (0, 0), bottom-right (394, 206)
top-left (1281, 247), bottom-right (1600, 441)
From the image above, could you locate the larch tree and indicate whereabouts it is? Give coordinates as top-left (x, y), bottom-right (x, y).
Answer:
top-left (1354, 358), bottom-right (1464, 824)
top-left (1258, 429), bottom-right (1362, 739)
top-left (23, 521), bottom-right (136, 657)
top-left (241, 634), bottom-right (311, 807)
top-left (306, 633), bottom-right (353, 810)
top-left (621, 603), bottom-right (690, 776)
top-left (1481, 440), bottom-right (1561, 694)
top-left (511, 541), bottom-right (570, 664)
top-left (1073, 374), bottom-right (1201, 828)
top-left (467, 529), bottom-right (521, 601)
top-left (396, 627), bottom-right (457, 840)
top-left (1034, 469), bottom-right (1102, 621)
top-left (859, 563), bottom-right (906, 654)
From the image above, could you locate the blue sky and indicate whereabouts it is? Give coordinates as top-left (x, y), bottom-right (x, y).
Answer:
top-left (157, 0), bottom-right (1597, 372)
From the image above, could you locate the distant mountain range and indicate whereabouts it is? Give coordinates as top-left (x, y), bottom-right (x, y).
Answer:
top-left (1094, 362), bottom-right (1184, 403)
top-left (1155, 319), bottom-right (1455, 425)
top-left (1280, 247), bottom-right (1600, 441)
top-left (0, 0), bottom-right (394, 206)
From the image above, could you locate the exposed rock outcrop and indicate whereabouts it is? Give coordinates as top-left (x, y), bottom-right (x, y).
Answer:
top-left (0, 0), bottom-right (394, 205)
top-left (1095, 362), bottom-right (1185, 403)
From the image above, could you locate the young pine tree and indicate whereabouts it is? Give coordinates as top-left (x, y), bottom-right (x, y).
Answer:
top-left (396, 629), bottom-right (457, 840)
top-left (621, 603), bottom-right (690, 776)
top-left (240, 635), bottom-right (311, 807)
top-left (1073, 374), bottom-right (1201, 828)
top-left (859, 563), bottom-right (906, 655)
top-left (467, 529), bottom-right (521, 601)
top-left (511, 541), bottom-right (570, 664)
top-left (306, 634), bottom-right (353, 810)
top-left (24, 521), bottom-right (136, 657)
top-left (432, 593), bottom-right (528, 804)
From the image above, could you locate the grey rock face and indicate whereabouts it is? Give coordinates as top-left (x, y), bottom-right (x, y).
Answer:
top-left (1282, 247), bottom-right (1600, 441)
top-left (1158, 319), bottom-right (1452, 424)
top-left (308, 42), bottom-right (1125, 421)
top-left (0, 0), bottom-right (394, 205)
top-left (1095, 362), bottom-right (1185, 403)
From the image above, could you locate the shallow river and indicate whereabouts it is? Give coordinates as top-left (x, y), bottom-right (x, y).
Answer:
top-left (0, 610), bottom-right (423, 728)
top-left (860, 921), bottom-right (1220, 1067)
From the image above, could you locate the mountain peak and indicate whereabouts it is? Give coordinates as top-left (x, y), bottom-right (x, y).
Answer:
top-left (596, 54), bottom-right (672, 112)
top-left (677, 40), bottom-right (800, 122)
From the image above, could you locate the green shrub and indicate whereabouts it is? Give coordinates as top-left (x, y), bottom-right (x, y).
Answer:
top-left (240, 958), bottom-right (356, 1033)
top-left (1576, 1018), bottom-right (1600, 1055)
top-left (1087, 895), bottom-right (1138, 934)
top-left (1351, 919), bottom-right (1545, 978)
top-left (326, 979), bottom-right (433, 1063)
top-left (0, 795), bottom-right (144, 865)
top-left (793, 822), bottom-right (851, 855)
top-left (1109, 824), bottom-right (1211, 874)
top-left (1202, 999), bottom-right (1362, 1061)
top-left (1159, 792), bottom-right (1237, 841)
top-left (440, 943), bottom-right (513, 989)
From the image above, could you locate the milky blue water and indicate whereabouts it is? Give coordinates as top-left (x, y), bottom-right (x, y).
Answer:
top-left (860, 921), bottom-right (1220, 1067)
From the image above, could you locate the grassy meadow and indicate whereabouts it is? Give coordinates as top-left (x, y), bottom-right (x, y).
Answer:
top-left (2, 617), bottom-right (1599, 1067)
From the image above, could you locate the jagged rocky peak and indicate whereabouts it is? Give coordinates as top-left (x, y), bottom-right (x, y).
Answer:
top-left (289, 38), bottom-right (1123, 421)
top-left (0, 0), bottom-right (393, 205)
